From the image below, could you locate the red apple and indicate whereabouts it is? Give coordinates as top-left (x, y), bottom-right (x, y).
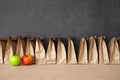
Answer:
top-left (22, 55), bottom-right (33, 65)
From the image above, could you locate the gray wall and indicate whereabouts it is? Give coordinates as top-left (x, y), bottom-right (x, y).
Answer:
top-left (0, 0), bottom-right (120, 53)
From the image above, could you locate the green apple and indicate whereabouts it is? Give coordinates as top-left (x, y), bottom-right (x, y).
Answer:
top-left (10, 56), bottom-right (21, 66)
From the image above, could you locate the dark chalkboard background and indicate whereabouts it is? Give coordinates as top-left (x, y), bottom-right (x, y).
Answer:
top-left (0, 0), bottom-right (120, 53)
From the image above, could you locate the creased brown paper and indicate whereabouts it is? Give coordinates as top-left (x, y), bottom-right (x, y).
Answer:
top-left (25, 37), bottom-right (35, 64)
top-left (57, 38), bottom-right (66, 64)
top-left (88, 36), bottom-right (98, 64)
top-left (16, 35), bottom-right (26, 57)
top-left (46, 37), bottom-right (56, 64)
top-left (119, 38), bottom-right (120, 64)
top-left (0, 38), bottom-right (7, 64)
top-left (78, 38), bottom-right (88, 64)
top-left (4, 36), bottom-right (17, 64)
top-left (98, 36), bottom-right (109, 64)
top-left (68, 37), bottom-right (77, 64)
top-left (35, 37), bottom-right (46, 64)
top-left (108, 37), bottom-right (119, 64)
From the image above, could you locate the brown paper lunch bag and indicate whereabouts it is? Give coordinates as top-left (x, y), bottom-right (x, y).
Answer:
top-left (67, 37), bottom-right (77, 64)
top-left (108, 37), bottom-right (119, 64)
top-left (46, 37), bottom-right (56, 64)
top-left (98, 36), bottom-right (109, 64)
top-left (25, 37), bottom-right (35, 64)
top-left (16, 35), bottom-right (26, 57)
top-left (57, 38), bottom-right (67, 64)
top-left (4, 36), bottom-right (17, 64)
top-left (35, 37), bottom-right (46, 64)
top-left (88, 36), bottom-right (98, 64)
top-left (119, 38), bottom-right (120, 64)
top-left (0, 38), bottom-right (7, 64)
top-left (78, 38), bottom-right (88, 64)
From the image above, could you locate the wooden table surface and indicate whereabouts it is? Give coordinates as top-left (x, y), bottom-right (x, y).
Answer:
top-left (0, 65), bottom-right (120, 80)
